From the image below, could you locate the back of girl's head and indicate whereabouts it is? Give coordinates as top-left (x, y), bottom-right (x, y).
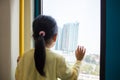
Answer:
top-left (33, 15), bottom-right (58, 77)
top-left (33, 15), bottom-right (58, 42)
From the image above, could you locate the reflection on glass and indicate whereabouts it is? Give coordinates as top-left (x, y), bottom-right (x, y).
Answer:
top-left (43, 0), bottom-right (100, 80)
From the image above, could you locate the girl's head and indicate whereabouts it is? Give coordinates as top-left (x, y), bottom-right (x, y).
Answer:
top-left (33, 15), bottom-right (58, 46)
top-left (33, 15), bottom-right (58, 77)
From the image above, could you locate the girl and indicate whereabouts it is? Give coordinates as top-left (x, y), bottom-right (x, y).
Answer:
top-left (15, 15), bottom-right (86, 80)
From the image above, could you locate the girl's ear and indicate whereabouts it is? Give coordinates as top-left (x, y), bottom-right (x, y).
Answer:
top-left (53, 34), bottom-right (57, 42)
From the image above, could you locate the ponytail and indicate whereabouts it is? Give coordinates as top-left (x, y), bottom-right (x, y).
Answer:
top-left (33, 15), bottom-right (58, 77)
top-left (34, 35), bottom-right (46, 76)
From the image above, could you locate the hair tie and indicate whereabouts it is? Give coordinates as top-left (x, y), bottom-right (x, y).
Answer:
top-left (39, 31), bottom-right (45, 37)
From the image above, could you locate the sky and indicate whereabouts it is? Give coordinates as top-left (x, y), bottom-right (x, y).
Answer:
top-left (43, 0), bottom-right (100, 55)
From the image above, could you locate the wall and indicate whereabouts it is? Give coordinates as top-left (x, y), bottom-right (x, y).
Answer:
top-left (24, 0), bottom-right (33, 52)
top-left (0, 0), bottom-right (11, 80)
top-left (0, 0), bottom-right (32, 79)
top-left (0, 0), bottom-right (19, 80)
top-left (106, 0), bottom-right (120, 80)
top-left (10, 0), bottom-right (19, 80)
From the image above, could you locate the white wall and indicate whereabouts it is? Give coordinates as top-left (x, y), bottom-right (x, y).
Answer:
top-left (0, 0), bottom-right (19, 80)
top-left (10, 0), bottom-right (19, 80)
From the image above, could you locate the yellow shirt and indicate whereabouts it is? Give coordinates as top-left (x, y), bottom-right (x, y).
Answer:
top-left (15, 48), bottom-right (81, 80)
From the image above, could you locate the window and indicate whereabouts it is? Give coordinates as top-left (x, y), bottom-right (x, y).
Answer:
top-left (43, 0), bottom-right (101, 80)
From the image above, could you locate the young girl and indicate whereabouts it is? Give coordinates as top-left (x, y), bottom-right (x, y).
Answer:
top-left (15, 15), bottom-right (86, 80)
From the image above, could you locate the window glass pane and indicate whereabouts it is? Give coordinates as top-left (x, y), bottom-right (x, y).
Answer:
top-left (43, 0), bottom-right (100, 80)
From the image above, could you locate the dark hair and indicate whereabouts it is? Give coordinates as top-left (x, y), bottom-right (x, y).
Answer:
top-left (33, 15), bottom-right (58, 77)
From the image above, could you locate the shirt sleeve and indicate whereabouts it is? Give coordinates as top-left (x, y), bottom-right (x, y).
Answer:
top-left (56, 55), bottom-right (81, 80)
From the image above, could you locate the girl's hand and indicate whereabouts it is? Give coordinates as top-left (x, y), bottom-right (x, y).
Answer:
top-left (17, 56), bottom-right (20, 63)
top-left (75, 46), bottom-right (86, 61)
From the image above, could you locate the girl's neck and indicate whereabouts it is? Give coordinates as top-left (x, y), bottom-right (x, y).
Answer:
top-left (46, 43), bottom-right (55, 49)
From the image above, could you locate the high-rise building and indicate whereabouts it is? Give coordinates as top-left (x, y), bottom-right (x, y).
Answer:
top-left (55, 22), bottom-right (79, 52)
top-left (61, 22), bottom-right (79, 52)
